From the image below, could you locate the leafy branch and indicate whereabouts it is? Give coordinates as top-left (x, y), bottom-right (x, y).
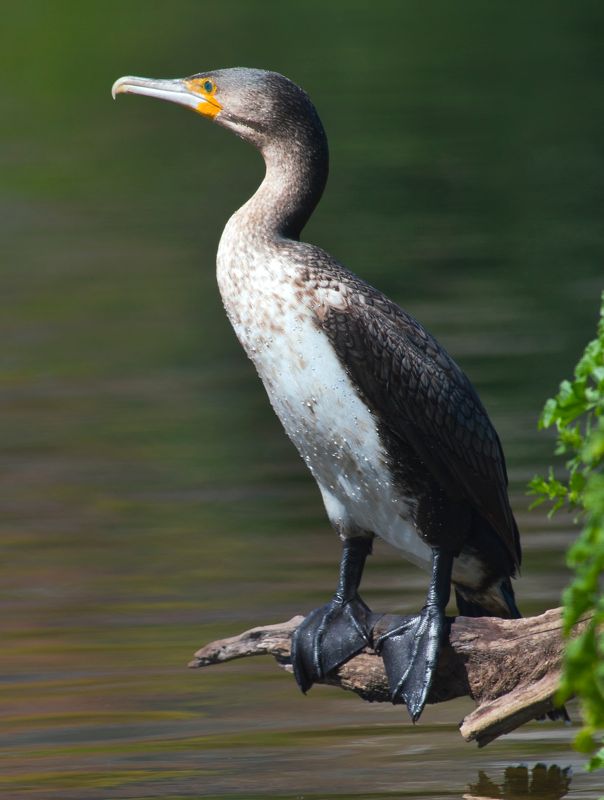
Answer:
top-left (529, 291), bottom-right (604, 770)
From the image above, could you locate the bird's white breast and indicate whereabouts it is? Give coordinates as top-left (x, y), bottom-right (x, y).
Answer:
top-left (216, 222), bottom-right (431, 570)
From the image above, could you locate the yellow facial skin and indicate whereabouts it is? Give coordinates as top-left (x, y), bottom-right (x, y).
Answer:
top-left (185, 78), bottom-right (222, 118)
top-left (111, 75), bottom-right (223, 119)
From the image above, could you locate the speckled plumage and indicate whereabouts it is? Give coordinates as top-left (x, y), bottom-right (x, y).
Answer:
top-left (207, 69), bottom-right (523, 615)
top-left (212, 74), bottom-right (520, 618)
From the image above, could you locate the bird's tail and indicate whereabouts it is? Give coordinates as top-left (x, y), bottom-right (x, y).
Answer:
top-left (454, 576), bottom-right (521, 620)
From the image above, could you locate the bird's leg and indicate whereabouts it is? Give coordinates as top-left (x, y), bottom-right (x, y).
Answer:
top-left (374, 547), bottom-right (453, 722)
top-left (291, 536), bottom-right (374, 693)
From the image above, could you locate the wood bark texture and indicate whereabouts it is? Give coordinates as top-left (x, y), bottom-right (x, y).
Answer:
top-left (189, 607), bottom-right (587, 747)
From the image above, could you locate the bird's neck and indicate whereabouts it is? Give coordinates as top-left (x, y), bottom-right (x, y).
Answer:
top-left (237, 136), bottom-right (329, 242)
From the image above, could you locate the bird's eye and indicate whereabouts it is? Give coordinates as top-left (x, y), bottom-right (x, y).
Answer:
top-left (203, 79), bottom-right (214, 93)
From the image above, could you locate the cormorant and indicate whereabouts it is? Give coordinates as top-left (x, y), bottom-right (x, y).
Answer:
top-left (112, 69), bottom-right (523, 721)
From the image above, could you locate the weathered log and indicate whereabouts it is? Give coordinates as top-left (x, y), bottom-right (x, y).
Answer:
top-left (189, 607), bottom-right (588, 747)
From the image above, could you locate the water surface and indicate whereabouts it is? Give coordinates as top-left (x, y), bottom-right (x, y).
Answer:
top-left (2, 2), bottom-right (603, 798)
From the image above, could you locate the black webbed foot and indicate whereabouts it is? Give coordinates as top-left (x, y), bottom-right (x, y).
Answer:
top-left (291, 594), bottom-right (373, 692)
top-left (291, 536), bottom-right (374, 693)
top-left (375, 548), bottom-right (453, 722)
top-left (375, 602), bottom-right (448, 721)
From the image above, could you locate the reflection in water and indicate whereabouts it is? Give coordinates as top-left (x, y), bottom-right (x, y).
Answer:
top-left (465, 764), bottom-right (573, 800)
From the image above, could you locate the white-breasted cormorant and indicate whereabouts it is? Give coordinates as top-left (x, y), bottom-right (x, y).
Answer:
top-left (112, 69), bottom-right (523, 721)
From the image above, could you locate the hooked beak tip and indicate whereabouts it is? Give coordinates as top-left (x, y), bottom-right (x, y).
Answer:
top-left (110, 74), bottom-right (222, 119)
top-left (111, 78), bottom-right (126, 100)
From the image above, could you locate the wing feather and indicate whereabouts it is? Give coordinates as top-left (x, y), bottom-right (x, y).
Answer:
top-left (320, 290), bottom-right (521, 567)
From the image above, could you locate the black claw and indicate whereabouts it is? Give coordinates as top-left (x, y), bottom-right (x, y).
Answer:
top-left (374, 547), bottom-right (453, 722)
top-left (292, 542), bottom-right (454, 725)
top-left (292, 536), bottom-right (373, 694)
top-left (376, 604), bottom-right (447, 722)
top-left (291, 595), bottom-right (372, 693)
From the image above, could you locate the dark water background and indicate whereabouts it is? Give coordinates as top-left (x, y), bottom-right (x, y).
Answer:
top-left (2, 2), bottom-right (604, 798)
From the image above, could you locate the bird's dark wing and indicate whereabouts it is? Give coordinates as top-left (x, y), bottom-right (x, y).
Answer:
top-left (319, 288), bottom-right (521, 567)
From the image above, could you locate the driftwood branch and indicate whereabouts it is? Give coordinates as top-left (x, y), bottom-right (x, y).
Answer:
top-left (189, 607), bottom-right (589, 747)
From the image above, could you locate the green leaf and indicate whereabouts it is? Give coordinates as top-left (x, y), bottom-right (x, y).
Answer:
top-left (575, 727), bottom-right (597, 754)
top-left (529, 292), bottom-right (604, 773)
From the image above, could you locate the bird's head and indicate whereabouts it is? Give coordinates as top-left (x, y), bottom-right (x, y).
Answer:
top-left (112, 67), bottom-right (325, 155)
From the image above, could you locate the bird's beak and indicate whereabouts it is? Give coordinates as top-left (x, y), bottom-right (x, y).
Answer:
top-left (111, 75), bottom-right (222, 119)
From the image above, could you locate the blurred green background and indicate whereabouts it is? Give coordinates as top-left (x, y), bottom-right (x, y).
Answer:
top-left (2, 2), bottom-right (603, 798)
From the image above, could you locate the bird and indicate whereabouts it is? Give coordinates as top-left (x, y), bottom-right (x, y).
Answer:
top-left (112, 68), bottom-right (523, 722)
